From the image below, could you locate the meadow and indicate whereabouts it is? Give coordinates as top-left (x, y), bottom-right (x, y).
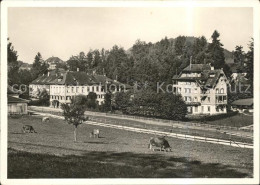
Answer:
top-left (8, 115), bottom-right (253, 178)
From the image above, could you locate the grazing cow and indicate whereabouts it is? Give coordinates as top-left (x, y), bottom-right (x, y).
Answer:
top-left (42, 117), bottom-right (50, 122)
top-left (22, 125), bottom-right (37, 133)
top-left (90, 129), bottom-right (100, 138)
top-left (148, 136), bottom-right (171, 152)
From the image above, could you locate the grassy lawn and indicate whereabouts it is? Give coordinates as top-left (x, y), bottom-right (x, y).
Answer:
top-left (203, 114), bottom-right (253, 127)
top-left (8, 115), bottom-right (253, 178)
top-left (28, 108), bottom-right (253, 143)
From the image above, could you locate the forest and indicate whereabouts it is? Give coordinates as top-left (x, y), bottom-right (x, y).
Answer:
top-left (8, 30), bottom-right (254, 120)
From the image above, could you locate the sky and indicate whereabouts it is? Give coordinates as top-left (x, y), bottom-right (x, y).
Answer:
top-left (8, 7), bottom-right (253, 63)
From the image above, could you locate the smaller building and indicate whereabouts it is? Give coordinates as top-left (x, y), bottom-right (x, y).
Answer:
top-left (45, 56), bottom-right (64, 70)
top-left (8, 95), bottom-right (29, 115)
top-left (231, 98), bottom-right (253, 113)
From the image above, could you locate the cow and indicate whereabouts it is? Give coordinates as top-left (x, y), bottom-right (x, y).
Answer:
top-left (90, 129), bottom-right (100, 138)
top-left (22, 125), bottom-right (37, 133)
top-left (148, 136), bottom-right (171, 152)
top-left (42, 117), bottom-right (50, 122)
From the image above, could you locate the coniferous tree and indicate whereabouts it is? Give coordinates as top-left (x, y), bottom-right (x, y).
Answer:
top-left (8, 39), bottom-right (20, 85)
top-left (245, 38), bottom-right (254, 94)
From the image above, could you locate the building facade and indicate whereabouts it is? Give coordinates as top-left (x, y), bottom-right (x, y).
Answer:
top-left (8, 95), bottom-right (28, 115)
top-left (29, 70), bottom-right (128, 108)
top-left (173, 64), bottom-right (228, 115)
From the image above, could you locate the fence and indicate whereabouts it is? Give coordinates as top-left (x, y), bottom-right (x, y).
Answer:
top-left (30, 110), bottom-right (253, 149)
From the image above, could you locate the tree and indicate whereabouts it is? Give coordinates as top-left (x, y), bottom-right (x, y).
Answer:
top-left (38, 89), bottom-right (50, 106)
top-left (245, 38), bottom-right (254, 94)
top-left (113, 91), bottom-right (132, 113)
top-left (61, 95), bottom-right (88, 142)
top-left (86, 92), bottom-right (98, 109)
top-left (193, 36), bottom-right (207, 64)
top-left (206, 30), bottom-right (226, 68)
top-left (159, 93), bottom-right (187, 120)
top-left (103, 92), bottom-right (112, 112)
top-left (8, 39), bottom-right (20, 85)
top-left (31, 52), bottom-right (48, 79)
top-left (234, 45), bottom-right (245, 65)
top-left (206, 30), bottom-right (231, 78)
top-left (174, 36), bottom-right (186, 56)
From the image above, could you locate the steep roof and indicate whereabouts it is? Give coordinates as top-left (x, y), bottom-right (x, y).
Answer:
top-left (8, 95), bottom-right (29, 103)
top-left (231, 98), bottom-right (253, 106)
top-left (30, 71), bottom-right (129, 87)
top-left (183, 64), bottom-right (211, 72)
top-left (173, 68), bottom-right (227, 89)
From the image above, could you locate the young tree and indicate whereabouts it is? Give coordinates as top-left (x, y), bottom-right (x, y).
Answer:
top-left (61, 95), bottom-right (88, 142)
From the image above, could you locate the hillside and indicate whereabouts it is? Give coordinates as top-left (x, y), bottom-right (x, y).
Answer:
top-left (127, 36), bottom-right (234, 64)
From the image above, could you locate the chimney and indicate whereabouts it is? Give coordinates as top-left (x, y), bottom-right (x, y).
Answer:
top-left (77, 68), bottom-right (79, 72)
top-left (211, 66), bottom-right (214, 71)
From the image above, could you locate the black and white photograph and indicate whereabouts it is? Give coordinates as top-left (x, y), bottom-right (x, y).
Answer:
top-left (1, 0), bottom-right (259, 184)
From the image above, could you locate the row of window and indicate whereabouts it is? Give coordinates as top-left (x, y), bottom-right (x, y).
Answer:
top-left (50, 85), bottom-right (121, 94)
top-left (50, 94), bottom-right (105, 100)
top-left (184, 96), bottom-right (227, 103)
top-left (178, 87), bottom-right (225, 94)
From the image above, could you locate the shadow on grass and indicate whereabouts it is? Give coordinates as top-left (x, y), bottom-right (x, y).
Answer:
top-left (8, 148), bottom-right (250, 178)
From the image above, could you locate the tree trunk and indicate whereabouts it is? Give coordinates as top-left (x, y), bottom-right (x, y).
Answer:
top-left (74, 125), bottom-right (77, 142)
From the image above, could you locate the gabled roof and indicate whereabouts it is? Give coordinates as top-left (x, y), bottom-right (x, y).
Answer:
top-left (30, 71), bottom-right (130, 88)
top-left (173, 67), bottom-right (227, 89)
top-left (183, 64), bottom-right (211, 72)
top-left (8, 95), bottom-right (29, 103)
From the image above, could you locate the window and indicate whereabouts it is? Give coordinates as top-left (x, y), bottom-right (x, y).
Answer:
top-left (201, 106), bottom-right (204, 113)
top-left (220, 88), bottom-right (224, 94)
top-left (195, 106), bottom-right (198, 112)
top-left (92, 86), bottom-right (94, 92)
top-left (208, 97), bottom-right (210, 102)
top-left (96, 86), bottom-right (99, 92)
top-left (194, 88), bottom-right (198, 93)
top-left (76, 87), bottom-right (79, 93)
top-left (208, 106), bottom-right (210, 112)
top-left (82, 87), bottom-right (84, 93)
top-left (194, 97), bottom-right (197, 102)
top-left (72, 87), bottom-right (74, 93)
top-left (216, 88), bottom-right (219, 94)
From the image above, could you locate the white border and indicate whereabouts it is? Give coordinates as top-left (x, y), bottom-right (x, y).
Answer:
top-left (1, 0), bottom-right (259, 185)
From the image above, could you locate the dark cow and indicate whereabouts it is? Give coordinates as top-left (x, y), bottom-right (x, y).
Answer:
top-left (22, 125), bottom-right (37, 133)
top-left (148, 136), bottom-right (171, 152)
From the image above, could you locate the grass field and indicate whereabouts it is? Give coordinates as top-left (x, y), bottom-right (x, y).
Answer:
top-left (8, 115), bottom-right (253, 178)
top-left (202, 113), bottom-right (253, 127)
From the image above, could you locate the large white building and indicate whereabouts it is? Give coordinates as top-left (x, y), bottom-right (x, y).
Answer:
top-left (173, 64), bottom-right (228, 115)
top-left (29, 70), bottom-right (128, 108)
